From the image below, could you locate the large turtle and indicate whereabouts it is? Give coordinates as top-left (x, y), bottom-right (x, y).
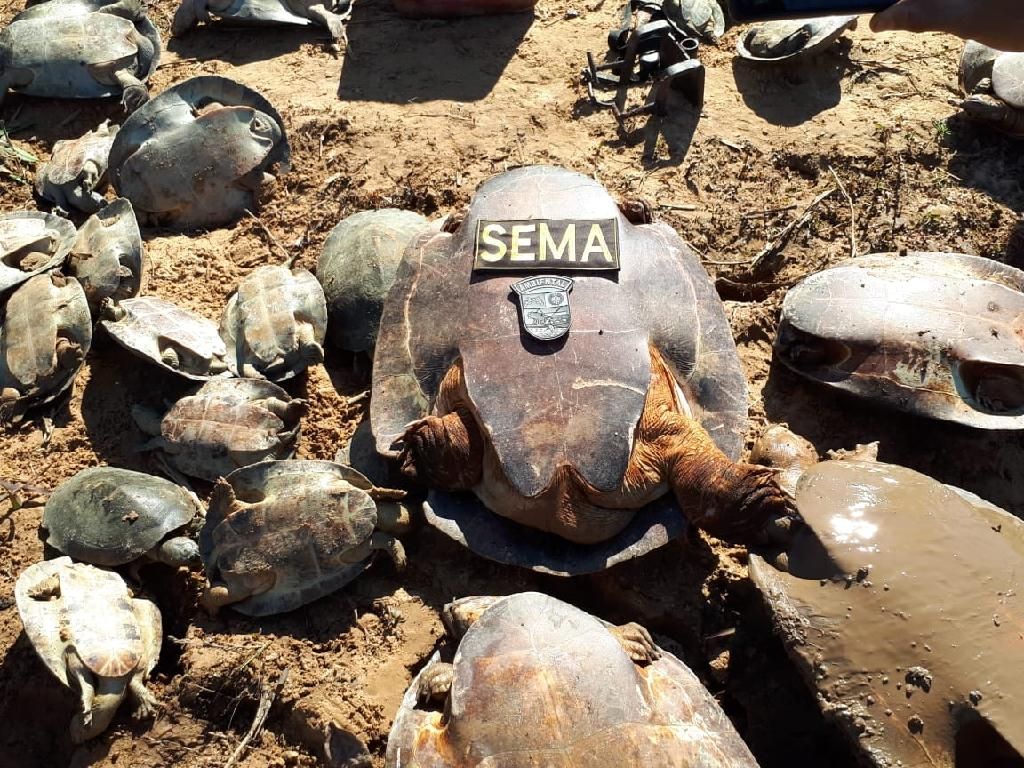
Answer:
top-left (371, 165), bottom-right (792, 576)
top-left (100, 295), bottom-right (230, 379)
top-left (1, 273), bottom-right (91, 419)
top-left (0, 210), bottom-right (76, 294)
top-left (199, 460), bottom-right (409, 616)
top-left (132, 378), bottom-right (306, 481)
top-left (219, 262), bottom-right (327, 381)
top-left (736, 15), bottom-right (857, 63)
top-left (35, 120), bottom-right (119, 214)
top-left (959, 41), bottom-right (1024, 138)
top-left (67, 198), bottom-right (145, 315)
top-left (317, 208), bottom-right (432, 353)
top-left (0, 0), bottom-right (160, 111)
top-left (108, 76), bottom-right (290, 230)
top-left (43, 466), bottom-right (203, 569)
top-left (171, 0), bottom-right (352, 54)
top-left (15, 557), bottom-right (162, 742)
top-left (747, 426), bottom-right (1024, 768)
top-left (774, 251), bottom-right (1024, 429)
top-left (387, 591), bottom-right (759, 767)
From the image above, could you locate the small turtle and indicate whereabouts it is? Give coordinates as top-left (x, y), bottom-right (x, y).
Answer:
top-left (219, 262), bottom-right (327, 381)
top-left (67, 198), bottom-right (144, 315)
top-left (371, 165), bottom-right (792, 575)
top-left (736, 15), bottom-right (857, 62)
top-left (1, 273), bottom-right (91, 419)
top-left (199, 460), bottom-right (409, 616)
top-left (958, 41), bottom-right (1024, 138)
top-left (387, 591), bottom-right (759, 767)
top-left (0, 210), bottom-right (77, 294)
top-left (100, 295), bottom-right (229, 379)
top-left (775, 251), bottom-right (1024, 429)
top-left (171, 0), bottom-right (352, 54)
top-left (0, 0), bottom-right (160, 111)
top-left (132, 378), bottom-right (306, 481)
top-left (43, 466), bottom-right (203, 569)
top-left (663, 0), bottom-right (725, 44)
top-left (316, 208), bottom-right (431, 353)
top-left (108, 76), bottom-right (290, 230)
top-left (748, 426), bottom-right (1024, 768)
top-left (35, 120), bottom-right (119, 214)
top-left (15, 557), bottom-right (162, 742)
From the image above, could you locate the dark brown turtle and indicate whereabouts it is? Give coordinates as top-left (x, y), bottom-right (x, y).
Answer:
top-left (775, 251), bottom-right (1024, 429)
top-left (371, 165), bottom-right (792, 576)
top-left (199, 460), bottom-right (409, 616)
top-left (748, 426), bottom-right (1024, 768)
top-left (132, 378), bottom-right (305, 481)
top-left (0, 211), bottom-right (77, 294)
top-left (1, 273), bottom-right (91, 419)
top-left (387, 591), bottom-right (759, 767)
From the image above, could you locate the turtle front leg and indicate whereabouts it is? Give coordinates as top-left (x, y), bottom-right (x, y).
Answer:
top-left (111, 69), bottom-right (149, 113)
top-left (368, 531), bottom-right (407, 570)
top-left (416, 662), bottom-right (454, 705)
top-left (608, 622), bottom-right (660, 665)
top-left (65, 648), bottom-right (96, 729)
top-left (395, 408), bottom-right (484, 489)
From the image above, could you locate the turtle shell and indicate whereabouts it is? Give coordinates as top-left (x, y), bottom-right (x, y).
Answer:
top-left (1, 273), bottom-right (91, 417)
top-left (43, 466), bottom-right (202, 566)
top-left (100, 295), bottom-right (229, 379)
top-left (371, 165), bottom-right (746, 571)
top-left (993, 51), bottom-right (1024, 110)
top-left (736, 15), bottom-right (857, 63)
top-left (0, 211), bottom-right (76, 295)
top-left (200, 460), bottom-right (379, 616)
top-left (68, 198), bottom-right (145, 315)
top-left (16, 558), bottom-right (161, 684)
top-left (386, 592), bottom-right (758, 767)
top-left (317, 209), bottom-right (431, 353)
top-left (219, 264), bottom-right (327, 381)
top-left (750, 461), bottom-right (1024, 767)
top-left (775, 251), bottom-right (1024, 429)
top-left (958, 41), bottom-right (999, 96)
top-left (0, 0), bottom-right (160, 99)
top-left (35, 120), bottom-right (118, 211)
top-left (108, 75), bottom-right (290, 230)
top-left (156, 378), bottom-right (302, 480)
top-left (663, 0), bottom-right (725, 43)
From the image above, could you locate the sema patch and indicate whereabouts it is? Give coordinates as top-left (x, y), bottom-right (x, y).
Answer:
top-left (474, 219), bottom-right (619, 271)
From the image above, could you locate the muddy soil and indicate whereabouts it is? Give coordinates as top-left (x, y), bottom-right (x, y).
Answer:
top-left (1, 0), bottom-right (1023, 766)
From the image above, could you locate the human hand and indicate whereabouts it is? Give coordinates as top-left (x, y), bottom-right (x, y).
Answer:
top-left (870, 0), bottom-right (1024, 52)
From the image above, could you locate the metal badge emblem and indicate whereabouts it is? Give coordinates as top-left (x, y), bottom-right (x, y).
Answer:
top-left (512, 275), bottom-right (573, 342)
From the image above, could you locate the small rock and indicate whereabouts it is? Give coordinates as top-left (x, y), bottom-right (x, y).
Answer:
top-left (969, 690), bottom-right (983, 705)
top-left (565, 7), bottom-right (579, 17)
top-left (905, 666), bottom-right (933, 693)
top-left (908, 715), bottom-right (924, 733)
top-left (283, 750), bottom-right (301, 766)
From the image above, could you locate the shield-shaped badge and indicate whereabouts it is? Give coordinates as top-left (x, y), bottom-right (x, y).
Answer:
top-left (512, 275), bottom-right (573, 341)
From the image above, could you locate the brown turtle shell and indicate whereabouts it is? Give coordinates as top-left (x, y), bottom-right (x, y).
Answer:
top-left (200, 460), bottom-right (379, 616)
top-left (775, 251), bottom-right (1024, 429)
top-left (750, 460), bottom-right (1024, 767)
top-left (0, 211), bottom-right (77, 295)
top-left (68, 198), bottom-right (145, 315)
top-left (371, 167), bottom-right (746, 571)
top-left (386, 592), bottom-right (758, 767)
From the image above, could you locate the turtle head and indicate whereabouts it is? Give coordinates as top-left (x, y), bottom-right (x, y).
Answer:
top-left (157, 536), bottom-right (201, 568)
top-left (441, 595), bottom-right (503, 640)
top-left (100, 297), bottom-right (126, 321)
top-left (750, 425), bottom-right (818, 498)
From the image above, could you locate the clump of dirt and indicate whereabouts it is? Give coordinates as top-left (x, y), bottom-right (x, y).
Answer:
top-left (2, 0), bottom-right (1023, 766)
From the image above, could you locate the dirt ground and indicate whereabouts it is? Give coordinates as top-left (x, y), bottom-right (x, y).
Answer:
top-left (1, 0), bottom-right (1023, 766)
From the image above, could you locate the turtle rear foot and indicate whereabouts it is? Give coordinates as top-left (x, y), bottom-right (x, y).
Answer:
top-left (395, 408), bottom-right (483, 489)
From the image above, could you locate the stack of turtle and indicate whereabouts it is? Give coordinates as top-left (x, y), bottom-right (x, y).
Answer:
top-left (3, 0), bottom-right (1024, 755)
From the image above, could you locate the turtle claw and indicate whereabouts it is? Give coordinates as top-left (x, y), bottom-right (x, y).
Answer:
top-left (610, 622), bottom-right (661, 665)
top-left (416, 662), bottom-right (454, 705)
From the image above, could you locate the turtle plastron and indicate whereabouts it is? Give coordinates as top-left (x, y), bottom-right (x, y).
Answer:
top-left (511, 275), bottom-right (573, 342)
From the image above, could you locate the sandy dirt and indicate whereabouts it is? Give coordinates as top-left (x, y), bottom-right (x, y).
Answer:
top-left (1, 0), bottom-right (1023, 766)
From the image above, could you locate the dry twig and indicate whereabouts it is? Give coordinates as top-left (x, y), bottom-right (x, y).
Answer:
top-left (749, 186), bottom-right (837, 273)
top-left (224, 668), bottom-right (290, 768)
top-left (828, 165), bottom-right (857, 258)
top-left (244, 210), bottom-right (293, 266)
